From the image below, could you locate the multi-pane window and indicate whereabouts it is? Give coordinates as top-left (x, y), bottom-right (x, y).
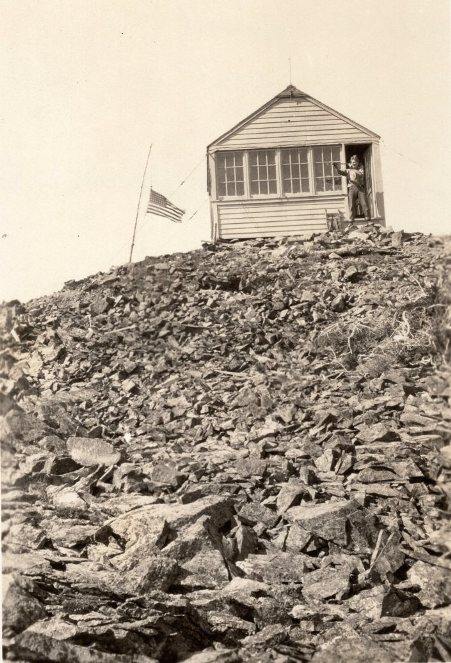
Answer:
top-left (249, 150), bottom-right (277, 195)
top-left (313, 146), bottom-right (342, 192)
top-left (217, 152), bottom-right (245, 197)
top-left (215, 146), bottom-right (345, 197)
top-left (281, 148), bottom-right (310, 194)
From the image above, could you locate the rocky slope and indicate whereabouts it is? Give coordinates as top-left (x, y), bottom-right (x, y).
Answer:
top-left (2, 224), bottom-right (451, 662)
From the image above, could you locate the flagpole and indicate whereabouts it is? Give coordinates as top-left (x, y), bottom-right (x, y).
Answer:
top-left (129, 144), bottom-right (152, 263)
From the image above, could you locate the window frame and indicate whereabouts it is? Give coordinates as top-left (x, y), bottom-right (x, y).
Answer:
top-left (215, 150), bottom-right (248, 200)
top-left (280, 146), bottom-right (312, 198)
top-left (214, 145), bottom-right (346, 200)
top-left (312, 145), bottom-right (343, 196)
top-left (248, 148), bottom-right (279, 198)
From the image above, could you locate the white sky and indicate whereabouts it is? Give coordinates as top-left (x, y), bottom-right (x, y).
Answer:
top-left (1, 0), bottom-right (450, 302)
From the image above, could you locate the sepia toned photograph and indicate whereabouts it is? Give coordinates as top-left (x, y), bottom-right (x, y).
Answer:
top-left (1, 1), bottom-right (450, 661)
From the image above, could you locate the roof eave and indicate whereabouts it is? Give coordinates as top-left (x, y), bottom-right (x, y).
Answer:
top-left (307, 94), bottom-right (380, 139)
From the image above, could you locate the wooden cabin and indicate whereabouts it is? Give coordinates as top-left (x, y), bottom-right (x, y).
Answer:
top-left (207, 85), bottom-right (385, 240)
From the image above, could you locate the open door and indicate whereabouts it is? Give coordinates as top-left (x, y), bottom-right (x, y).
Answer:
top-left (345, 143), bottom-right (374, 219)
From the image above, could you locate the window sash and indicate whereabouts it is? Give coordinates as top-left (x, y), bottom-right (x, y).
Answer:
top-left (281, 148), bottom-right (310, 194)
top-left (249, 150), bottom-right (278, 195)
top-left (216, 146), bottom-right (344, 198)
top-left (313, 146), bottom-right (342, 192)
top-left (217, 151), bottom-right (245, 197)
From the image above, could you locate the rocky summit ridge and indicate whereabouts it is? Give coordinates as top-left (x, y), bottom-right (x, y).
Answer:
top-left (1, 224), bottom-right (451, 662)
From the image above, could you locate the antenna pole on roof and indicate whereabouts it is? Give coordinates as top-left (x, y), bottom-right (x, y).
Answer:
top-left (289, 55), bottom-right (292, 87)
top-left (129, 144), bottom-right (152, 263)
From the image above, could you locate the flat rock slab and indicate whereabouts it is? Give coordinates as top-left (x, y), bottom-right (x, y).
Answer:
top-left (67, 437), bottom-right (121, 467)
top-left (96, 494), bottom-right (159, 517)
top-left (103, 495), bottom-right (234, 569)
top-left (222, 577), bottom-right (271, 597)
top-left (347, 585), bottom-right (420, 620)
top-left (2, 551), bottom-right (52, 575)
top-left (276, 482), bottom-right (308, 514)
top-left (64, 556), bottom-right (180, 594)
top-left (53, 490), bottom-right (87, 512)
top-left (203, 610), bottom-right (256, 641)
top-left (236, 552), bottom-right (315, 583)
top-left (302, 565), bottom-right (350, 600)
top-left (42, 520), bottom-right (98, 548)
top-left (312, 628), bottom-right (396, 663)
top-left (237, 502), bottom-right (279, 528)
top-left (285, 499), bottom-right (361, 547)
top-left (356, 424), bottom-right (397, 444)
top-left (346, 585), bottom-right (387, 619)
top-left (183, 649), bottom-right (241, 663)
top-left (119, 555), bottom-right (180, 593)
top-left (109, 495), bottom-right (233, 537)
top-left (15, 620), bottom-right (157, 662)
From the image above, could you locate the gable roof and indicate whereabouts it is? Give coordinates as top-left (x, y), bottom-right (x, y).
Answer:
top-left (208, 84), bottom-right (380, 148)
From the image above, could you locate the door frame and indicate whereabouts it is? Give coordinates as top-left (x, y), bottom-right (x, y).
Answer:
top-left (344, 142), bottom-right (377, 220)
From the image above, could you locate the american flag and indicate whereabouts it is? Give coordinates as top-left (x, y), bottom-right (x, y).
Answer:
top-left (146, 188), bottom-right (184, 223)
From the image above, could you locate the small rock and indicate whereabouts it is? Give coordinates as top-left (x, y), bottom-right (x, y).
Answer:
top-left (150, 460), bottom-right (188, 488)
top-left (408, 560), bottom-right (451, 608)
top-left (303, 565), bottom-right (350, 600)
top-left (285, 522), bottom-right (312, 552)
top-left (237, 502), bottom-right (279, 529)
top-left (285, 499), bottom-right (358, 547)
top-left (121, 555), bottom-right (180, 593)
top-left (52, 490), bottom-right (87, 512)
top-left (44, 455), bottom-right (81, 475)
top-left (240, 455), bottom-right (267, 478)
top-left (391, 231), bottom-right (404, 247)
top-left (162, 516), bottom-right (229, 588)
top-left (276, 482), bottom-right (308, 514)
top-left (121, 378), bottom-right (138, 393)
top-left (2, 575), bottom-right (47, 633)
top-left (232, 523), bottom-right (259, 560)
top-left (356, 423), bottom-right (396, 443)
top-left (330, 294), bottom-right (346, 312)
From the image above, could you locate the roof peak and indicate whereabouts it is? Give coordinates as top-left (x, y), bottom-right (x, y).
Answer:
top-left (277, 84), bottom-right (306, 97)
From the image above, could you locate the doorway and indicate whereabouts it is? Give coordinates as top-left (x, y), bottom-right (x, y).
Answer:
top-left (344, 144), bottom-right (374, 219)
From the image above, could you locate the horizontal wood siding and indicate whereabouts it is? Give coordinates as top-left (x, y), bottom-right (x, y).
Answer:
top-left (217, 197), bottom-right (346, 239)
top-left (218, 98), bottom-right (371, 148)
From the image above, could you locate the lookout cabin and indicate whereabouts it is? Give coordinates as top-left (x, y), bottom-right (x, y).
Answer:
top-left (207, 85), bottom-right (385, 240)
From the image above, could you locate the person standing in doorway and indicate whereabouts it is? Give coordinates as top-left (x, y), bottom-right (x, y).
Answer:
top-left (333, 155), bottom-right (370, 222)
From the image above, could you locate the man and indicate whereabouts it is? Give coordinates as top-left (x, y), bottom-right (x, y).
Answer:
top-left (333, 155), bottom-right (370, 222)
